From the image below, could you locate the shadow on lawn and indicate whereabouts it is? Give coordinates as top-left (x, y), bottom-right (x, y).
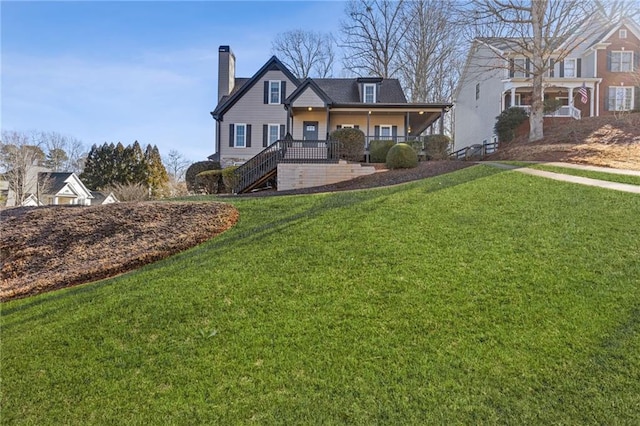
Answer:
top-left (2, 165), bottom-right (506, 316)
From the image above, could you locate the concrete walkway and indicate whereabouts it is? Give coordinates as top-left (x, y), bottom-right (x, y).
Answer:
top-left (481, 161), bottom-right (640, 194)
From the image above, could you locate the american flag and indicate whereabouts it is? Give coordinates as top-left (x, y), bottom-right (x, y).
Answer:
top-left (578, 83), bottom-right (588, 104)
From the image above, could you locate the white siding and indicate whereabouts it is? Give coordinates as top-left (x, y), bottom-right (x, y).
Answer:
top-left (454, 45), bottom-right (504, 150)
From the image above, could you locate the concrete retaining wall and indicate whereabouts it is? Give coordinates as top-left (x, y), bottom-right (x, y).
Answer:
top-left (277, 160), bottom-right (376, 191)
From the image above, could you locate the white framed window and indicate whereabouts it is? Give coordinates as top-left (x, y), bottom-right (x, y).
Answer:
top-left (608, 86), bottom-right (633, 111)
top-left (611, 51), bottom-right (633, 72)
top-left (511, 93), bottom-right (522, 106)
top-left (513, 58), bottom-right (527, 77)
top-left (364, 83), bottom-right (376, 103)
top-left (340, 124), bottom-right (355, 128)
top-left (269, 80), bottom-right (281, 104)
top-left (619, 29), bottom-right (627, 39)
top-left (557, 96), bottom-right (569, 106)
top-left (564, 58), bottom-right (576, 77)
top-left (379, 125), bottom-right (392, 140)
top-left (234, 124), bottom-right (247, 148)
top-left (268, 124), bottom-right (280, 144)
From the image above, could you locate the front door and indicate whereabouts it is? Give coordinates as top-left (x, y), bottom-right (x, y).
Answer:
top-left (303, 121), bottom-right (318, 140)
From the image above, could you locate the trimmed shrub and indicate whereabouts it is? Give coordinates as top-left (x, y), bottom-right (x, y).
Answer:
top-left (330, 128), bottom-right (365, 162)
top-left (185, 161), bottom-right (220, 192)
top-left (221, 166), bottom-right (240, 192)
top-left (494, 107), bottom-right (528, 143)
top-left (196, 169), bottom-right (224, 194)
top-left (386, 143), bottom-right (418, 169)
top-left (369, 140), bottom-right (395, 163)
top-left (424, 134), bottom-right (451, 160)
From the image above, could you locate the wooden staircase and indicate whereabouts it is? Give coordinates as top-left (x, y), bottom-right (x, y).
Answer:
top-left (232, 139), bottom-right (340, 194)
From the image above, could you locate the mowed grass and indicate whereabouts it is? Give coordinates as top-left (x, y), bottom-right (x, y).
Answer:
top-left (2, 165), bottom-right (640, 424)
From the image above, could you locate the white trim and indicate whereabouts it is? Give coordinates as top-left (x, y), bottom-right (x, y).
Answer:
top-left (610, 51), bottom-right (634, 72)
top-left (340, 124), bottom-right (355, 128)
top-left (234, 123), bottom-right (247, 148)
top-left (379, 124), bottom-right (393, 140)
top-left (267, 123), bottom-right (280, 145)
top-left (564, 58), bottom-right (577, 78)
top-left (268, 80), bottom-right (281, 104)
top-left (619, 29), bottom-right (627, 39)
top-left (608, 86), bottom-right (633, 111)
top-left (363, 83), bottom-right (376, 103)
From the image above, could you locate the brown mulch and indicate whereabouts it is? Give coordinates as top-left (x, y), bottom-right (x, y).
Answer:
top-left (0, 161), bottom-right (471, 301)
top-left (488, 113), bottom-right (640, 170)
top-left (1, 202), bottom-right (239, 301)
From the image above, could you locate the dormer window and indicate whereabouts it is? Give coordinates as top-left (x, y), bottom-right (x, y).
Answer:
top-left (364, 83), bottom-right (376, 103)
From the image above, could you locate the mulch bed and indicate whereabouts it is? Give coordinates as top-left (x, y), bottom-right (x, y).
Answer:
top-left (1, 202), bottom-right (239, 301)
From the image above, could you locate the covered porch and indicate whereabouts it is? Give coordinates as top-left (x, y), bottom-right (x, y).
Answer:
top-left (502, 78), bottom-right (601, 119)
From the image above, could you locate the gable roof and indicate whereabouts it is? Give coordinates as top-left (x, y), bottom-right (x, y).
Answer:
top-left (91, 191), bottom-right (119, 204)
top-left (211, 56), bottom-right (300, 120)
top-left (284, 78), bottom-right (333, 107)
top-left (590, 17), bottom-right (640, 47)
top-left (38, 172), bottom-right (93, 198)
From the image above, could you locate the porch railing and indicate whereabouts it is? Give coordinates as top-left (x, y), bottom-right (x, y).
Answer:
top-left (232, 139), bottom-right (340, 194)
top-left (515, 105), bottom-right (581, 119)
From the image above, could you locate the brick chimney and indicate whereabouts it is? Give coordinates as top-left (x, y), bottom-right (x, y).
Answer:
top-left (218, 45), bottom-right (236, 102)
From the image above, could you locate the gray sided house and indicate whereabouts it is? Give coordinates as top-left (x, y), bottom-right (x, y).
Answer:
top-left (210, 46), bottom-right (452, 192)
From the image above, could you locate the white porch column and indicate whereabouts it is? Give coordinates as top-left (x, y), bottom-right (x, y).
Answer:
top-left (510, 88), bottom-right (516, 107)
top-left (568, 87), bottom-right (574, 107)
top-left (501, 92), bottom-right (506, 111)
top-left (590, 84), bottom-right (595, 117)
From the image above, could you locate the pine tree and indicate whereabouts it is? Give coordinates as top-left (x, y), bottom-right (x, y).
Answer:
top-left (80, 144), bottom-right (102, 189)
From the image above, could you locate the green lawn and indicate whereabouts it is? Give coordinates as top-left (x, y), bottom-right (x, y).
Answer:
top-left (529, 164), bottom-right (640, 186)
top-left (2, 165), bottom-right (640, 424)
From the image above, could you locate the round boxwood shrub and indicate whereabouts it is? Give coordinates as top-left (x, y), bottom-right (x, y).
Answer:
top-left (330, 128), bottom-right (365, 162)
top-left (186, 161), bottom-right (220, 192)
top-left (494, 107), bottom-right (528, 143)
top-left (424, 134), bottom-right (451, 160)
top-left (369, 140), bottom-right (395, 163)
top-left (196, 169), bottom-right (224, 194)
top-left (386, 143), bottom-right (418, 169)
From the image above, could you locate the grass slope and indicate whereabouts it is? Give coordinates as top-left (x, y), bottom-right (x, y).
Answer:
top-left (2, 166), bottom-right (640, 424)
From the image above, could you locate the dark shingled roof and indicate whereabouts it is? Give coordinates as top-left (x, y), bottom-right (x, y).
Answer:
top-left (38, 172), bottom-right (74, 194)
top-left (313, 78), bottom-right (407, 104)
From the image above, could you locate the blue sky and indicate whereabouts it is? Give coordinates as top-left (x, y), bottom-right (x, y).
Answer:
top-left (1, 1), bottom-right (346, 162)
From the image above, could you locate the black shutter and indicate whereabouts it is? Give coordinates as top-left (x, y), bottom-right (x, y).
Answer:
top-left (246, 125), bottom-right (252, 147)
top-left (577, 58), bottom-right (582, 77)
top-left (354, 125), bottom-right (360, 129)
top-left (392, 126), bottom-right (398, 141)
top-left (264, 81), bottom-right (269, 104)
top-left (229, 124), bottom-right (234, 147)
top-left (635, 87), bottom-right (640, 110)
top-left (525, 58), bottom-right (531, 77)
top-left (280, 124), bottom-right (285, 138)
top-left (374, 125), bottom-right (380, 138)
top-left (559, 61), bottom-right (564, 78)
top-left (607, 51), bottom-right (612, 71)
top-left (281, 81), bottom-right (286, 104)
top-left (635, 51), bottom-right (639, 71)
top-left (549, 59), bottom-right (555, 77)
top-left (263, 124), bottom-right (268, 147)
top-left (509, 59), bottom-right (515, 78)
top-left (375, 84), bottom-right (379, 103)
top-left (336, 125), bottom-right (342, 129)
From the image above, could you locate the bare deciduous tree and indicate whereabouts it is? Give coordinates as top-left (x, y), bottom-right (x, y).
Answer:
top-left (340, 0), bottom-right (410, 77)
top-left (272, 30), bottom-right (335, 78)
top-left (399, 0), bottom-right (461, 102)
top-left (163, 149), bottom-right (190, 182)
top-left (0, 130), bottom-right (46, 205)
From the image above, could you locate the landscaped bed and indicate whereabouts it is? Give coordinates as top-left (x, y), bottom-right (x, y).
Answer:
top-left (2, 165), bottom-right (639, 423)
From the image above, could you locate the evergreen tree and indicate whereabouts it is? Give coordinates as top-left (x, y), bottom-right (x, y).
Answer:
top-left (144, 144), bottom-right (169, 197)
top-left (44, 148), bottom-right (69, 171)
top-left (130, 141), bottom-right (147, 184)
top-left (80, 144), bottom-right (102, 189)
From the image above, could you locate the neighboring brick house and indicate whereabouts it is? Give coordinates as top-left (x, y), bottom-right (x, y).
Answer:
top-left (210, 46), bottom-right (452, 168)
top-left (454, 17), bottom-right (640, 150)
